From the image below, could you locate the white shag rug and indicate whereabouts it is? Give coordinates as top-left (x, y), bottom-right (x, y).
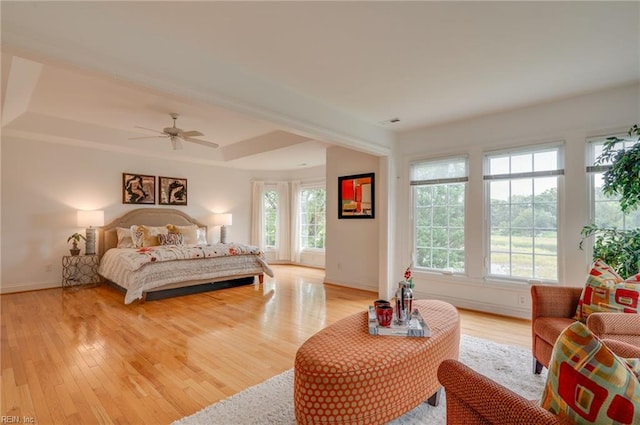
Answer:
top-left (173, 335), bottom-right (548, 425)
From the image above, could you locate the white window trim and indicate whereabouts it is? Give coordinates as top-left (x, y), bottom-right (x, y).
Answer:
top-left (483, 142), bottom-right (565, 283)
top-left (410, 156), bottom-right (469, 275)
top-left (298, 181), bottom-right (326, 252)
top-left (585, 133), bottom-right (639, 233)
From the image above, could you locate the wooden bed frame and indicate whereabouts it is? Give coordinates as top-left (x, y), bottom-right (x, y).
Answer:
top-left (98, 208), bottom-right (264, 301)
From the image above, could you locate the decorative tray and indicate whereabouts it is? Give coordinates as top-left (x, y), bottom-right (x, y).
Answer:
top-left (367, 306), bottom-right (431, 337)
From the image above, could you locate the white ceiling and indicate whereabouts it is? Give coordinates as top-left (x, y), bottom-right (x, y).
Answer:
top-left (2, 2), bottom-right (639, 170)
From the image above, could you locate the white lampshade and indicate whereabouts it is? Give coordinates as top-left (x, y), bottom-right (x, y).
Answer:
top-left (212, 213), bottom-right (233, 227)
top-left (77, 210), bottom-right (105, 228)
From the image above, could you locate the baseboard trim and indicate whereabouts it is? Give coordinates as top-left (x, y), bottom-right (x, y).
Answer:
top-left (412, 290), bottom-right (530, 319)
top-left (322, 277), bottom-right (377, 292)
top-left (1, 280), bottom-right (60, 294)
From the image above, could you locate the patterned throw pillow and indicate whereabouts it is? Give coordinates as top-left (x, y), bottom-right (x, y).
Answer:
top-left (157, 232), bottom-right (184, 246)
top-left (130, 225), bottom-right (168, 247)
top-left (574, 259), bottom-right (639, 322)
top-left (540, 321), bottom-right (640, 424)
top-left (131, 225), bottom-right (143, 248)
top-left (166, 224), bottom-right (199, 245)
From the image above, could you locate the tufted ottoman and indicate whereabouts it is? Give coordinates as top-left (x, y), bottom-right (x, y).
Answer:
top-left (294, 299), bottom-right (460, 425)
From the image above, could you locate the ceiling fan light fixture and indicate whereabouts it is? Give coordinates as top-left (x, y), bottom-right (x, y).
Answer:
top-left (130, 113), bottom-right (218, 149)
top-left (170, 137), bottom-right (183, 150)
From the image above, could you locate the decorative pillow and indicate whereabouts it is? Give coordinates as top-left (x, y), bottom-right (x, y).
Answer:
top-left (540, 321), bottom-right (640, 424)
top-left (131, 225), bottom-right (143, 248)
top-left (165, 224), bottom-right (199, 245)
top-left (157, 232), bottom-right (184, 246)
top-left (130, 225), bottom-right (168, 247)
top-left (574, 259), bottom-right (640, 322)
top-left (196, 226), bottom-right (208, 245)
top-left (626, 273), bottom-right (640, 283)
top-left (116, 227), bottom-right (135, 248)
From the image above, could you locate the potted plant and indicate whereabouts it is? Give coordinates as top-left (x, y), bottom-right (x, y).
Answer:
top-left (580, 124), bottom-right (640, 277)
top-left (67, 232), bottom-right (86, 256)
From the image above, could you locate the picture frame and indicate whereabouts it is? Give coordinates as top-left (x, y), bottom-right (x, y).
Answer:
top-left (122, 173), bottom-right (155, 204)
top-left (159, 176), bottom-right (188, 206)
top-left (338, 172), bottom-right (375, 219)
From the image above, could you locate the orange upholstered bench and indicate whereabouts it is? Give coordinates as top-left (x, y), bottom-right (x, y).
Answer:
top-left (294, 299), bottom-right (460, 425)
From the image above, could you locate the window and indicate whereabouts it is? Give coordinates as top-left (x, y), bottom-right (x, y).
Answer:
top-left (484, 145), bottom-right (563, 282)
top-left (263, 188), bottom-right (278, 249)
top-left (411, 157), bottom-right (467, 273)
top-left (587, 135), bottom-right (640, 229)
top-left (299, 187), bottom-right (326, 250)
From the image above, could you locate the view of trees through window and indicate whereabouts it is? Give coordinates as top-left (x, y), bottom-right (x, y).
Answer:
top-left (300, 187), bottom-right (326, 249)
top-left (590, 137), bottom-right (640, 230)
top-left (414, 184), bottom-right (465, 271)
top-left (412, 157), bottom-right (467, 272)
top-left (263, 189), bottom-right (277, 248)
top-left (488, 180), bottom-right (558, 280)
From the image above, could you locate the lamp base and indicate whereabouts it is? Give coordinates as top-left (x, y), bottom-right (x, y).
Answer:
top-left (220, 225), bottom-right (228, 244)
top-left (85, 227), bottom-right (97, 255)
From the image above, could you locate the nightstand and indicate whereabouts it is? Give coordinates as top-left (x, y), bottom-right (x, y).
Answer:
top-left (62, 255), bottom-right (101, 287)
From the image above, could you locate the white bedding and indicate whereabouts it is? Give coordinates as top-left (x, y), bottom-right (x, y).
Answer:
top-left (99, 245), bottom-right (274, 304)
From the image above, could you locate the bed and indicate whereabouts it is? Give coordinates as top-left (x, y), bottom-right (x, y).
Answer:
top-left (97, 208), bottom-right (273, 304)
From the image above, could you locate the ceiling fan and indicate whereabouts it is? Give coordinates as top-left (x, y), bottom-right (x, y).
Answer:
top-left (130, 113), bottom-right (219, 150)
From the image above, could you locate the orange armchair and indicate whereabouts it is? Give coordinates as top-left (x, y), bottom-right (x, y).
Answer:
top-left (438, 338), bottom-right (640, 425)
top-left (531, 284), bottom-right (640, 374)
top-left (437, 359), bottom-right (567, 425)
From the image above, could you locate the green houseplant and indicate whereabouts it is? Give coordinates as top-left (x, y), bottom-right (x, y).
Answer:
top-left (67, 232), bottom-right (86, 256)
top-left (580, 124), bottom-right (640, 277)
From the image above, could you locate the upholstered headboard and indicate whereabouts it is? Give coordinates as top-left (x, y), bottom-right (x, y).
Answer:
top-left (99, 208), bottom-right (207, 257)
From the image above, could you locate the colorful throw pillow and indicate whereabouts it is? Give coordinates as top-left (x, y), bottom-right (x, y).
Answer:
top-left (625, 273), bottom-right (640, 283)
top-left (574, 259), bottom-right (639, 322)
top-left (540, 321), bottom-right (640, 424)
top-left (157, 232), bottom-right (184, 246)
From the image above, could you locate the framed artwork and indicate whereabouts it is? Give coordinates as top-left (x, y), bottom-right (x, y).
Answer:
top-left (122, 173), bottom-right (155, 204)
top-left (159, 176), bottom-right (188, 205)
top-left (338, 172), bottom-right (375, 219)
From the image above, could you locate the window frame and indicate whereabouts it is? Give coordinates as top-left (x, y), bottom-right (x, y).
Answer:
top-left (298, 183), bottom-right (326, 252)
top-left (483, 142), bottom-right (564, 284)
top-left (262, 184), bottom-right (278, 250)
top-left (586, 133), bottom-right (640, 231)
top-left (410, 156), bottom-right (468, 274)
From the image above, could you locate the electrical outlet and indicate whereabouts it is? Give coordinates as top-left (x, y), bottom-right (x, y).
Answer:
top-left (518, 295), bottom-right (526, 305)
top-left (45, 264), bottom-right (53, 272)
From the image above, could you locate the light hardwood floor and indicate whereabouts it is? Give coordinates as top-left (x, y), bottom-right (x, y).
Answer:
top-left (1, 265), bottom-right (531, 424)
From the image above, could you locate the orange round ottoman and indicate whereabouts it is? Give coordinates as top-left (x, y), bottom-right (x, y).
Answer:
top-left (294, 299), bottom-right (460, 425)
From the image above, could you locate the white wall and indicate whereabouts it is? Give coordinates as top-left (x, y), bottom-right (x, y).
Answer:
top-left (394, 82), bottom-right (640, 318)
top-left (0, 135), bottom-right (323, 293)
top-left (325, 146), bottom-right (381, 292)
top-left (3, 83), bottom-right (638, 319)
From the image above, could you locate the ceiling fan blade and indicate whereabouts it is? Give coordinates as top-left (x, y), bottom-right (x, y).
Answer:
top-left (129, 135), bottom-right (168, 140)
top-left (181, 130), bottom-right (204, 138)
top-left (183, 137), bottom-right (219, 149)
top-left (134, 125), bottom-right (165, 134)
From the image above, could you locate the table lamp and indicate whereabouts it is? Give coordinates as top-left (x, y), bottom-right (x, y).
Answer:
top-left (212, 213), bottom-right (232, 244)
top-left (77, 210), bottom-right (104, 255)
